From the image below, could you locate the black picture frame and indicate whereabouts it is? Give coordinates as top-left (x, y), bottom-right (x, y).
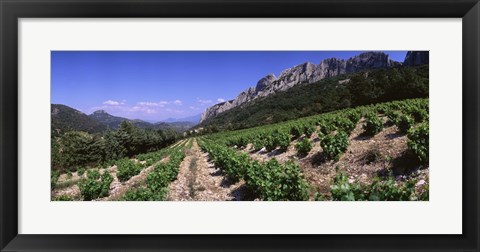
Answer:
top-left (1, 0), bottom-right (479, 251)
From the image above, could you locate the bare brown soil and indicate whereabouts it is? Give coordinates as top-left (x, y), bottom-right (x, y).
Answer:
top-left (51, 184), bottom-right (82, 200)
top-left (166, 139), bottom-right (247, 201)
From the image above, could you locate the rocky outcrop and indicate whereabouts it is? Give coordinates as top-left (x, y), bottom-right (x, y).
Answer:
top-left (255, 74), bottom-right (277, 92)
top-left (200, 51), bottom-right (402, 123)
top-left (403, 51), bottom-right (429, 66)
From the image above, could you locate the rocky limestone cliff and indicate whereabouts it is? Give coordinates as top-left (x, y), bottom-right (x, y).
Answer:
top-left (200, 51), bottom-right (402, 123)
top-left (403, 51), bottom-right (429, 66)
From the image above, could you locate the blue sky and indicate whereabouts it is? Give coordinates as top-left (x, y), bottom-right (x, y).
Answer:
top-left (51, 51), bottom-right (407, 121)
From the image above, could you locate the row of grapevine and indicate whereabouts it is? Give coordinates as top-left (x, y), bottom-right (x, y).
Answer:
top-left (122, 142), bottom-right (188, 201)
top-left (112, 141), bottom-right (184, 183)
top-left (197, 99), bottom-right (429, 201)
top-left (77, 169), bottom-right (114, 201)
top-left (330, 171), bottom-right (428, 201)
top-left (199, 140), bottom-right (310, 201)
top-left (203, 98), bottom-right (428, 164)
top-left (201, 136), bottom-right (429, 201)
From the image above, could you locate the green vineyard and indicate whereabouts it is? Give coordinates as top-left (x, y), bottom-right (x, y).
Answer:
top-left (51, 98), bottom-right (429, 201)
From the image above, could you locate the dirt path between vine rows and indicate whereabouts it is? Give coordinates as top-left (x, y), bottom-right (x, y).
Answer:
top-left (166, 139), bottom-right (247, 201)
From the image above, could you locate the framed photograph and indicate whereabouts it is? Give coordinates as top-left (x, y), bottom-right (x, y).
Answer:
top-left (1, 0), bottom-right (479, 251)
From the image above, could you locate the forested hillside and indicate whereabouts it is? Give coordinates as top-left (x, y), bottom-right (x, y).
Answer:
top-left (51, 105), bottom-right (194, 174)
top-left (52, 121), bottom-right (180, 172)
top-left (89, 110), bottom-right (195, 132)
top-left (51, 104), bottom-right (106, 136)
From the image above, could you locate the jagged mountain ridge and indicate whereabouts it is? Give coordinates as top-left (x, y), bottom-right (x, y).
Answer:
top-left (200, 51), bottom-right (421, 123)
top-left (199, 64), bottom-right (429, 130)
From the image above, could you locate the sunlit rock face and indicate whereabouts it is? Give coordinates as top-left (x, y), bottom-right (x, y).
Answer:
top-left (200, 51), bottom-right (401, 123)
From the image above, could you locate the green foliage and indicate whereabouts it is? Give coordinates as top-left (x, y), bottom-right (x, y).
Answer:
top-left (67, 171), bottom-right (72, 179)
top-left (51, 170), bottom-right (60, 190)
top-left (276, 131), bottom-right (291, 151)
top-left (407, 123), bottom-right (429, 164)
top-left (386, 110), bottom-right (401, 125)
top-left (396, 114), bottom-right (415, 134)
top-left (143, 158), bottom-right (155, 167)
top-left (102, 159), bottom-right (116, 169)
top-left (295, 138), bottom-right (312, 156)
top-left (363, 113), bottom-right (383, 136)
top-left (289, 123), bottom-right (315, 139)
top-left (226, 136), bottom-right (248, 148)
top-left (313, 192), bottom-right (326, 201)
top-left (197, 99), bottom-right (429, 201)
top-left (265, 130), bottom-right (290, 152)
top-left (116, 158), bottom-right (143, 182)
top-left (290, 125), bottom-right (303, 139)
top-left (318, 120), bottom-right (336, 135)
top-left (321, 131), bottom-right (349, 160)
top-left (204, 144), bottom-right (249, 182)
top-left (235, 136), bottom-right (249, 148)
top-left (331, 172), bottom-right (418, 201)
top-left (303, 124), bottom-right (316, 138)
top-left (252, 137), bottom-right (265, 151)
top-left (367, 177), bottom-right (417, 201)
top-left (86, 169), bottom-right (101, 180)
top-left (334, 116), bottom-right (356, 134)
top-left (51, 131), bottom-right (103, 172)
top-left (123, 148), bottom-right (186, 201)
top-left (88, 110), bottom-right (194, 132)
top-left (79, 171), bottom-right (113, 201)
top-left (146, 169), bottom-right (171, 193)
top-left (77, 167), bottom-right (85, 176)
top-left (330, 172), bottom-right (364, 201)
top-left (202, 100), bottom-right (427, 163)
top-left (147, 152), bottom-right (184, 191)
top-left (264, 136), bottom-right (276, 152)
top-left (406, 105), bottom-right (428, 123)
top-left (374, 104), bottom-right (389, 114)
top-left (53, 195), bottom-right (73, 201)
top-left (185, 139), bottom-right (193, 149)
top-left (51, 121), bottom-right (179, 173)
top-left (122, 187), bottom-right (167, 201)
top-left (245, 159), bottom-right (310, 201)
top-left (346, 110), bottom-right (361, 125)
top-left (136, 148), bottom-right (168, 163)
top-left (419, 184), bottom-right (429, 201)
top-left (200, 142), bottom-right (310, 200)
top-left (51, 104), bottom-right (106, 137)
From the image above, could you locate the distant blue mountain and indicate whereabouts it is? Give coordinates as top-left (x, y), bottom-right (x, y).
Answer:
top-left (163, 114), bottom-right (201, 124)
